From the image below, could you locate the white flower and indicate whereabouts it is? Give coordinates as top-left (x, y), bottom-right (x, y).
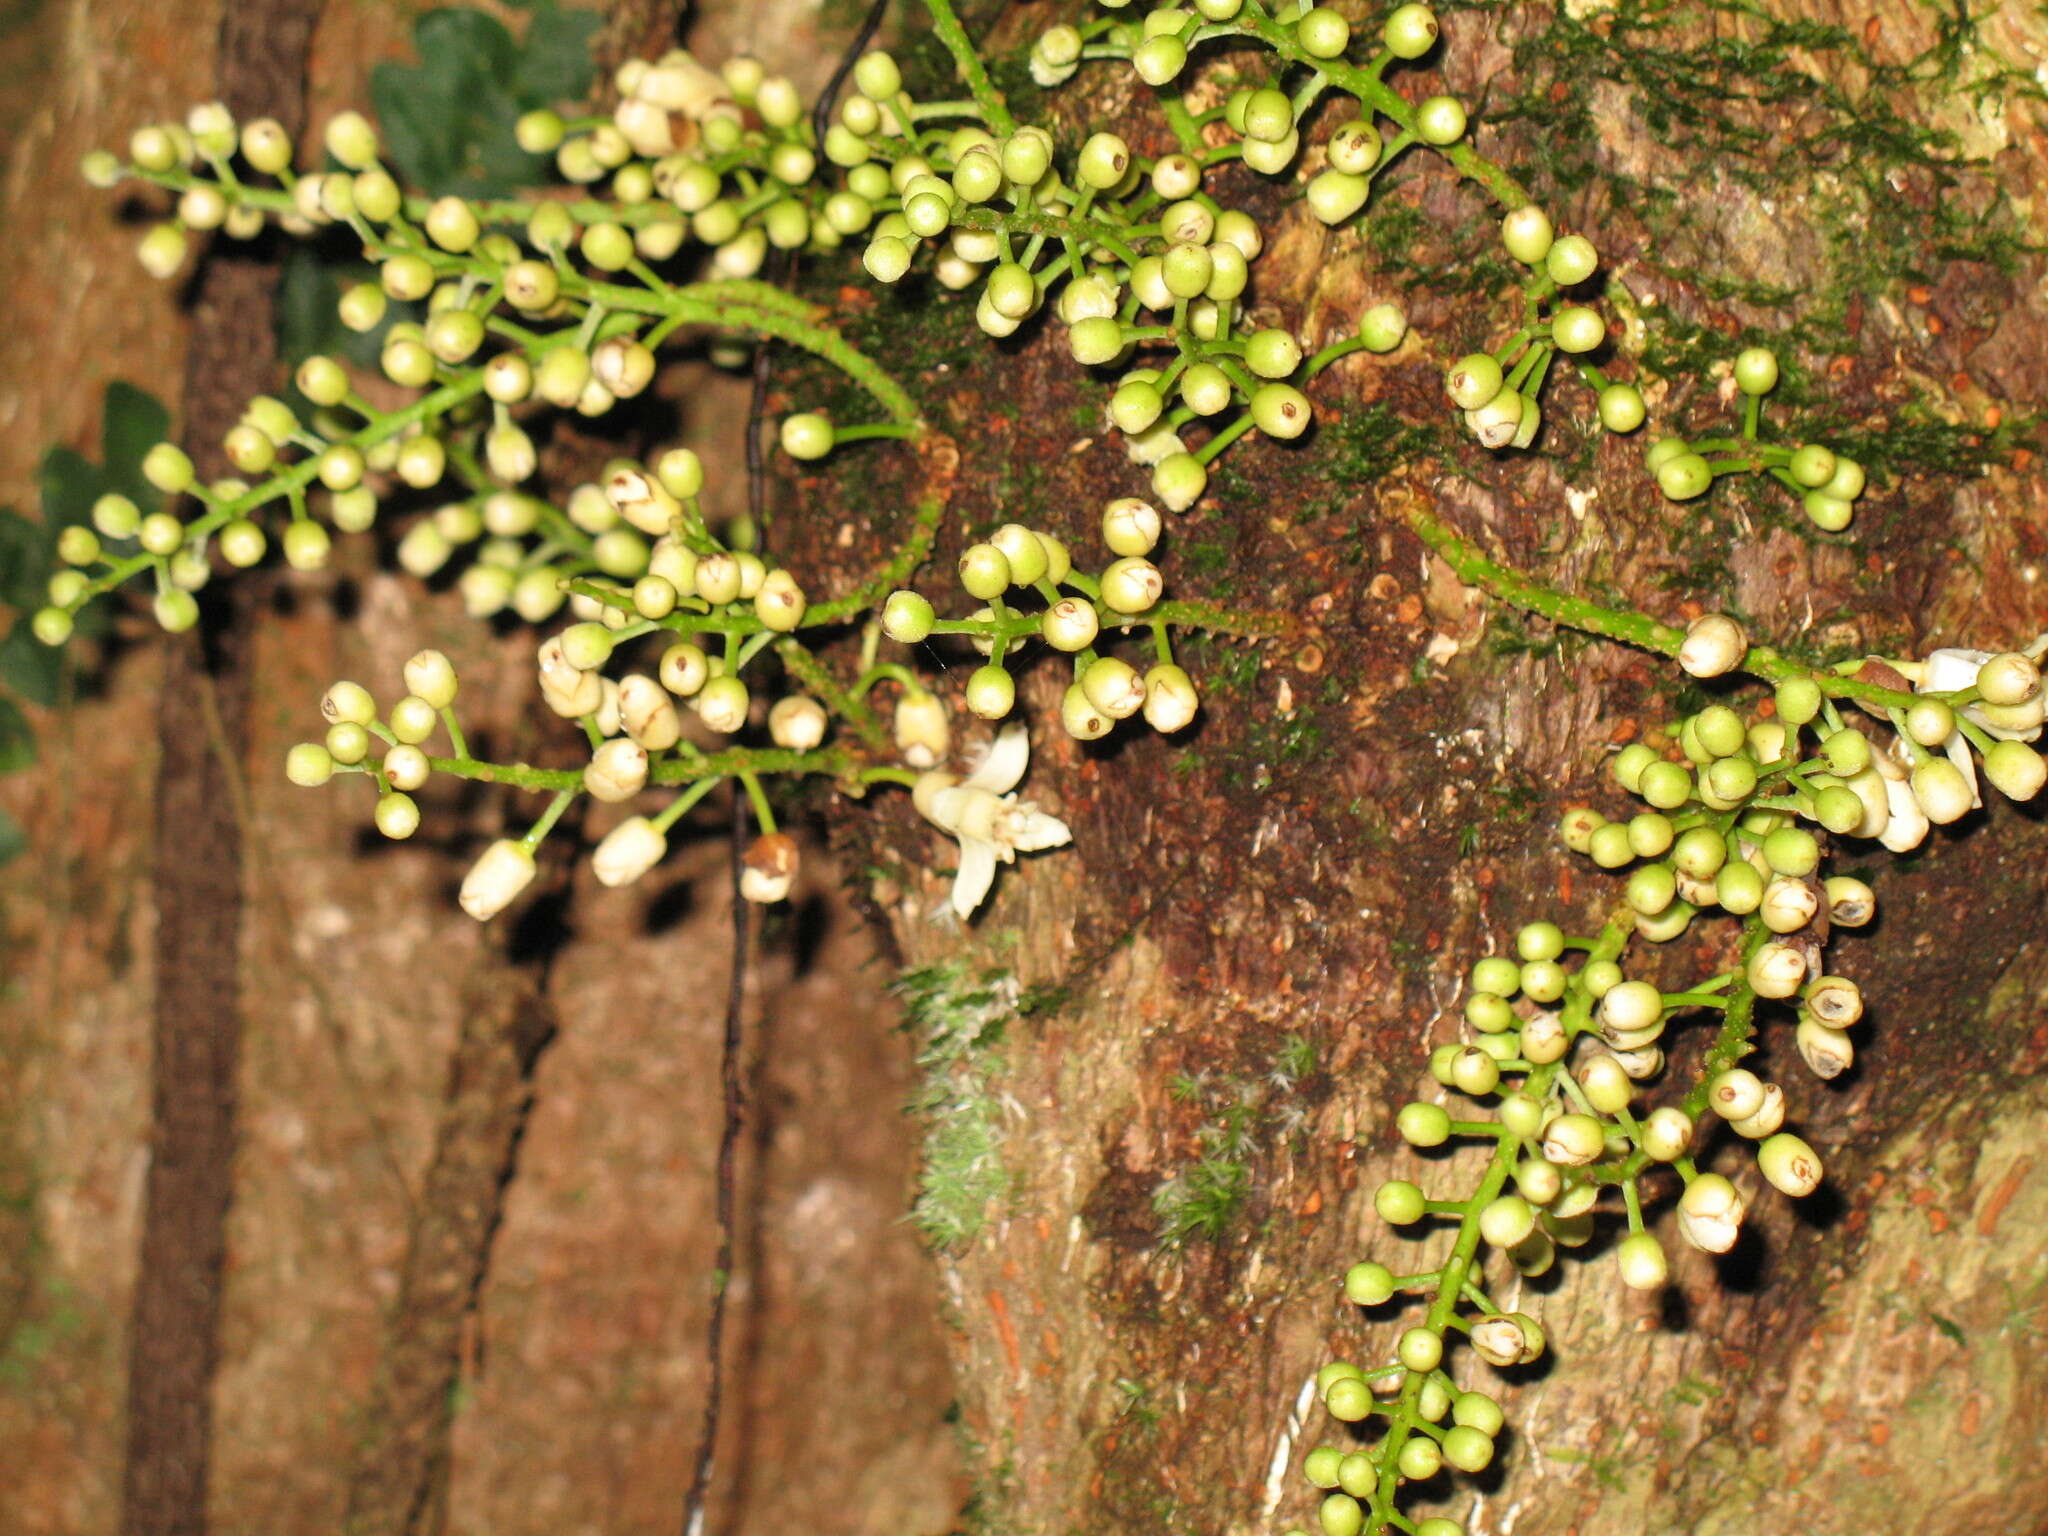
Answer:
top-left (911, 723), bottom-right (1072, 919)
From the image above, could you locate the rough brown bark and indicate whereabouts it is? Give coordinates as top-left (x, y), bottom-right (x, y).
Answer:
top-left (342, 951), bottom-right (557, 1536)
top-left (119, 2), bottom-right (320, 1532)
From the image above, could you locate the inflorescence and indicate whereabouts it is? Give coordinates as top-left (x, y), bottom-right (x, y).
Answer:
top-left (26, 1), bottom-right (2039, 1531)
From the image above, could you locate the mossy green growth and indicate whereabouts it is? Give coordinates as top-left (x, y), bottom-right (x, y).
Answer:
top-left (896, 962), bottom-right (1017, 1251)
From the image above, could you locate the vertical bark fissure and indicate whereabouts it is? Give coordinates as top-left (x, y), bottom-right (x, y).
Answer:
top-left (342, 952), bottom-right (559, 1536)
top-left (118, 3), bottom-right (320, 1533)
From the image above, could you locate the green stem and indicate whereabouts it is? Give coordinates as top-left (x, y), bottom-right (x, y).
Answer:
top-left (921, 0), bottom-right (1017, 135)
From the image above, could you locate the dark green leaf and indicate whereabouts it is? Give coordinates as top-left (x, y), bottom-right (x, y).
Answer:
top-left (37, 447), bottom-right (109, 530)
top-left (0, 510), bottom-right (47, 613)
top-left (100, 382), bottom-right (172, 494)
top-left (0, 806), bottom-right (24, 868)
top-left (0, 623), bottom-right (65, 708)
top-left (514, 4), bottom-right (601, 102)
top-left (275, 245), bottom-right (396, 371)
top-left (0, 695), bottom-right (34, 774)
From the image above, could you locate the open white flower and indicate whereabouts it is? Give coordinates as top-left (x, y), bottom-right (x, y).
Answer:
top-left (911, 723), bottom-right (1071, 919)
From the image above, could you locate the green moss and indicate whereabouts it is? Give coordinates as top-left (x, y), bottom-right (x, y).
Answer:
top-left (895, 962), bottom-right (1018, 1251)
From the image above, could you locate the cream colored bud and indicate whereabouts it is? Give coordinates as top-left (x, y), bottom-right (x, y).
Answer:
top-left (1101, 497), bottom-right (1162, 557)
top-left (1541, 1113), bottom-right (1605, 1167)
top-left (696, 675), bottom-right (750, 734)
top-left (1598, 979), bottom-right (1662, 1033)
top-left (593, 816), bottom-right (669, 887)
top-left (1609, 1042), bottom-right (1664, 1080)
top-left (537, 638), bottom-right (603, 719)
top-left (1519, 1010), bottom-right (1568, 1064)
top-left (1676, 1173), bottom-right (1745, 1253)
top-left (1760, 875), bottom-right (1819, 933)
top-left (1746, 941), bottom-right (1808, 998)
top-left (658, 642), bottom-right (710, 698)
top-left (1911, 757), bottom-right (1975, 824)
top-left (1803, 974), bottom-right (1863, 1028)
top-left (1758, 1132), bottom-right (1823, 1197)
top-left (1616, 1231), bottom-right (1668, 1290)
top-left (1142, 664), bottom-right (1199, 733)
top-left (1795, 1018), bottom-right (1854, 1079)
top-left (1976, 650), bottom-right (2041, 706)
top-left (753, 568), bottom-right (807, 632)
top-left (1060, 682), bottom-right (1112, 741)
top-left (740, 832), bottom-right (798, 904)
top-left (584, 737), bottom-right (648, 802)
top-left (695, 551), bottom-right (742, 605)
top-left (1468, 1315), bottom-right (1526, 1368)
top-left (605, 466), bottom-right (681, 535)
top-left (1640, 1106), bottom-right (1693, 1162)
top-left (593, 337), bottom-right (657, 398)
top-left (1708, 1068), bottom-right (1766, 1122)
top-left (1042, 597), bottom-right (1100, 652)
top-left (1081, 657), bottom-right (1147, 719)
top-left (618, 674), bottom-right (683, 751)
top-left (1729, 1081), bottom-right (1785, 1139)
top-left (894, 689), bottom-right (951, 767)
top-left (768, 695), bottom-right (828, 751)
top-left (460, 839), bottom-right (537, 921)
top-left (1099, 556), bottom-right (1163, 614)
top-left (403, 649), bottom-right (459, 710)
top-left (1679, 613), bottom-right (1747, 678)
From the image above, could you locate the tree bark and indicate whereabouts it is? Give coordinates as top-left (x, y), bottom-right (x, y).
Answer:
top-left (807, 4), bottom-right (2048, 1533)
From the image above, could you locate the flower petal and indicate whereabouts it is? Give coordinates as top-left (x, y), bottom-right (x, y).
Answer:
top-left (951, 835), bottom-right (1000, 919)
top-left (964, 721), bottom-right (1032, 795)
top-left (1003, 802), bottom-right (1072, 853)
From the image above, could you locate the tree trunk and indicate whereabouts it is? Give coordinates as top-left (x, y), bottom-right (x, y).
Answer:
top-left (813, 4), bottom-right (2048, 1533)
top-left (5, 1), bottom-right (2048, 1534)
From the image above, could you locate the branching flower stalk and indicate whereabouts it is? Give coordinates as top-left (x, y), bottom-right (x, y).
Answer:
top-left (19, 4), bottom-right (2048, 1533)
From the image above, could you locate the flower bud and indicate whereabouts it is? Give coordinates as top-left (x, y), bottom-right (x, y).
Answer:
top-left (1803, 974), bottom-right (1862, 1028)
top-left (754, 568), bottom-right (807, 632)
top-left (1976, 650), bottom-right (2041, 706)
top-left (619, 674), bottom-right (683, 750)
top-left (740, 832), bottom-right (798, 903)
top-left (697, 675), bottom-right (751, 734)
top-left (1616, 1231), bottom-right (1668, 1290)
top-left (1081, 657), bottom-right (1146, 720)
top-left (1985, 739), bottom-right (2047, 800)
top-left (1598, 979), bottom-right (1662, 1033)
top-left (1729, 1081), bottom-right (1785, 1139)
top-left (1101, 498), bottom-right (1161, 557)
top-left (1640, 1106), bottom-right (1693, 1162)
top-left (1678, 613), bottom-right (1747, 679)
top-left (1519, 1010), bottom-right (1568, 1064)
top-left (1100, 556), bottom-right (1163, 614)
top-left (987, 523), bottom-right (1048, 587)
top-left (1477, 1195), bottom-right (1535, 1249)
top-left (659, 642), bottom-right (710, 698)
top-left (768, 694), bottom-right (828, 750)
top-left (1676, 1173), bottom-right (1745, 1253)
top-left (882, 590), bottom-right (936, 643)
top-left (1760, 875), bottom-right (1819, 933)
top-left (1758, 1132), bottom-right (1823, 1197)
top-left (894, 688), bottom-right (950, 767)
top-left (584, 738), bottom-right (649, 802)
top-left (1709, 1068), bottom-right (1767, 1122)
top-left (1541, 1113), bottom-right (1605, 1167)
top-left (1911, 757), bottom-right (1975, 823)
top-left (537, 638), bottom-right (603, 718)
top-left (486, 424), bottom-right (537, 482)
top-left (1142, 664), bottom-right (1198, 733)
top-left (1041, 598), bottom-right (1100, 652)
top-left (1795, 1018), bottom-right (1854, 1079)
top-left (605, 466), bottom-right (681, 535)
top-left (1468, 1315), bottom-right (1526, 1368)
top-left (1746, 941), bottom-right (1808, 999)
top-left (964, 665), bottom-right (1015, 721)
top-left (695, 551), bottom-right (742, 605)
top-left (460, 840), bottom-right (536, 921)
top-left (593, 816), bottom-right (668, 887)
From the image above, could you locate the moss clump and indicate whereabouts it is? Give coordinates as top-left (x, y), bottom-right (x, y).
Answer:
top-left (896, 962), bottom-right (1017, 1251)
